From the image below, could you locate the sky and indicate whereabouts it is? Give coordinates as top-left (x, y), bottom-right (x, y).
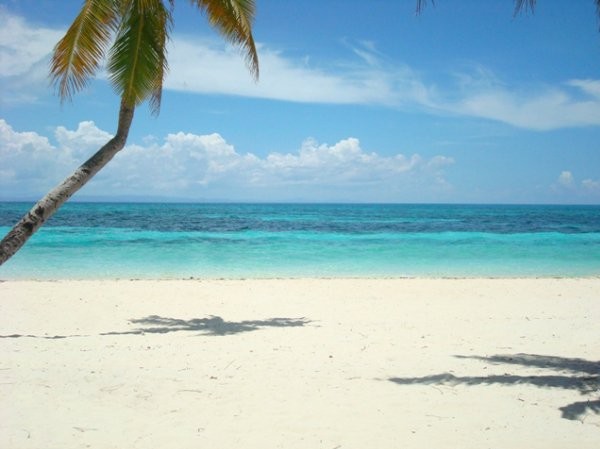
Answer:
top-left (1, 0), bottom-right (600, 204)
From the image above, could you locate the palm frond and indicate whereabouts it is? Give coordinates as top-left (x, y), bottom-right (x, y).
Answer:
top-left (50, 0), bottom-right (119, 102)
top-left (415, 0), bottom-right (434, 15)
top-left (191, 0), bottom-right (259, 79)
top-left (107, 0), bottom-right (171, 113)
top-left (514, 1), bottom-right (600, 27)
top-left (149, 1), bottom-right (173, 114)
top-left (513, 0), bottom-right (536, 16)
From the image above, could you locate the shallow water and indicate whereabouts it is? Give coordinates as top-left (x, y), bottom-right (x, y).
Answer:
top-left (1, 202), bottom-right (599, 279)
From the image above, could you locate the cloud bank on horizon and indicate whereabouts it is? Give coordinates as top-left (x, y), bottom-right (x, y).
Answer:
top-left (0, 119), bottom-right (456, 202)
top-left (2, 118), bottom-right (598, 203)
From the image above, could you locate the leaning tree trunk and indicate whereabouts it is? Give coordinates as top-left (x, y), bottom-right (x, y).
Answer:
top-left (0, 100), bottom-right (135, 265)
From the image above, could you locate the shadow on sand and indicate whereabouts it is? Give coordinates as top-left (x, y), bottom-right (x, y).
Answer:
top-left (102, 315), bottom-right (310, 336)
top-left (1, 315), bottom-right (309, 339)
top-left (389, 353), bottom-right (600, 422)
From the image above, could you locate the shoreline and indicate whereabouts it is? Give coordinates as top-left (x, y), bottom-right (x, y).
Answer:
top-left (2, 278), bottom-right (599, 448)
top-left (2, 274), bottom-right (600, 281)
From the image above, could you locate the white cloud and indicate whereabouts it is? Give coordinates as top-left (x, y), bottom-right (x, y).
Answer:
top-left (2, 10), bottom-right (600, 130)
top-left (350, 40), bottom-right (382, 67)
top-left (552, 171), bottom-right (600, 200)
top-left (0, 9), bottom-right (64, 104)
top-left (0, 119), bottom-right (454, 202)
top-left (54, 121), bottom-right (114, 160)
top-left (0, 10), bottom-right (62, 77)
top-left (438, 67), bottom-right (600, 130)
top-left (558, 170), bottom-right (574, 187)
top-left (450, 83), bottom-right (600, 130)
top-left (567, 79), bottom-right (600, 99)
top-left (0, 119), bottom-right (74, 192)
top-left (165, 36), bottom-right (600, 130)
top-left (582, 178), bottom-right (600, 191)
top-left (165, 37), bottom-right (431, 107)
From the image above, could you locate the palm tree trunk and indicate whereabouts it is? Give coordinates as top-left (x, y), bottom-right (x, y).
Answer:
top-left (0, 100), bottom-right (135, 266)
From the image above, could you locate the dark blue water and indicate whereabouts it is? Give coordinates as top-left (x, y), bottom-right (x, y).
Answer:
top-left (1, 202), bottom-right (599, 278)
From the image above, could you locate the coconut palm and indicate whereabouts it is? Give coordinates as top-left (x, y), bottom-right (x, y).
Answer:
top-left (0, 0), bottom-right (258, 265)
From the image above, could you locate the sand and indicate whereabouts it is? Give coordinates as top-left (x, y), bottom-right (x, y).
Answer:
top-left (1, 278), bottom-right (599, 448)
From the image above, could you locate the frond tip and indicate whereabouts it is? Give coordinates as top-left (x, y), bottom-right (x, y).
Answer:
top-left (415, 0), bottom-right (435, 15)
top-left (192, 0), bottom-right (259, 80)
top-left (513, 0), bottom-right (537, 16)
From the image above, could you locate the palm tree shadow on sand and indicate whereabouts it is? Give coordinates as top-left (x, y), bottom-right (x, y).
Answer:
top-left (389, 353), bottom-right (600, 422)
top-left (102, 315), bottom-right (310, 336)
top-left (1, 316), bottom-right (310, 339)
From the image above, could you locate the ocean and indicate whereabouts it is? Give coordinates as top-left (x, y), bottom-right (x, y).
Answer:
top-left (1, 202), bottom-right (599, 279)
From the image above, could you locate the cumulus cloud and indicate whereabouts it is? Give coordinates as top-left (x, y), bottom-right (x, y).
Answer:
top-left (0, 119), bottom-right (454, 202)
top-left (0, 120), bottom-right (90, 194)
top-left (2, 10), bottom-right (600, 130)
top-left (553, 171), bottom-right (600, 199)
top-left (558, 170), bottom-right (574, 187)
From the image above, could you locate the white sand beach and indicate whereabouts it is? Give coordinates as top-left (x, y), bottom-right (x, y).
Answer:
top-left (1, 278), bottom-right (599, 448)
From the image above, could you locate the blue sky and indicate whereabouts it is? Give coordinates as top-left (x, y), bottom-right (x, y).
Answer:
top-left (1, 0), bottom-right (600, 203)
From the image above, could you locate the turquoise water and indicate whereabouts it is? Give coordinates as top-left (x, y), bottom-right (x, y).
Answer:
top-left (1, 202), bottom-right (599, 279)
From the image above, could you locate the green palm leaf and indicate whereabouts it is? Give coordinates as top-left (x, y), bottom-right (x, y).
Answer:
top-left (191, 0), bottom-right (259, 79)
top-left (149, 1), bottom-right (173, 114)
top-left (51, 0), bottom-right (258, 114)
top-left (50, 0), bottom-right (119, 101)
top-left (107, 0), bottom-right (172, 114)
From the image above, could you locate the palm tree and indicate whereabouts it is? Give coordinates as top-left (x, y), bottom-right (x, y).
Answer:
top-left (0, 0), bottom-right (258, 265)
